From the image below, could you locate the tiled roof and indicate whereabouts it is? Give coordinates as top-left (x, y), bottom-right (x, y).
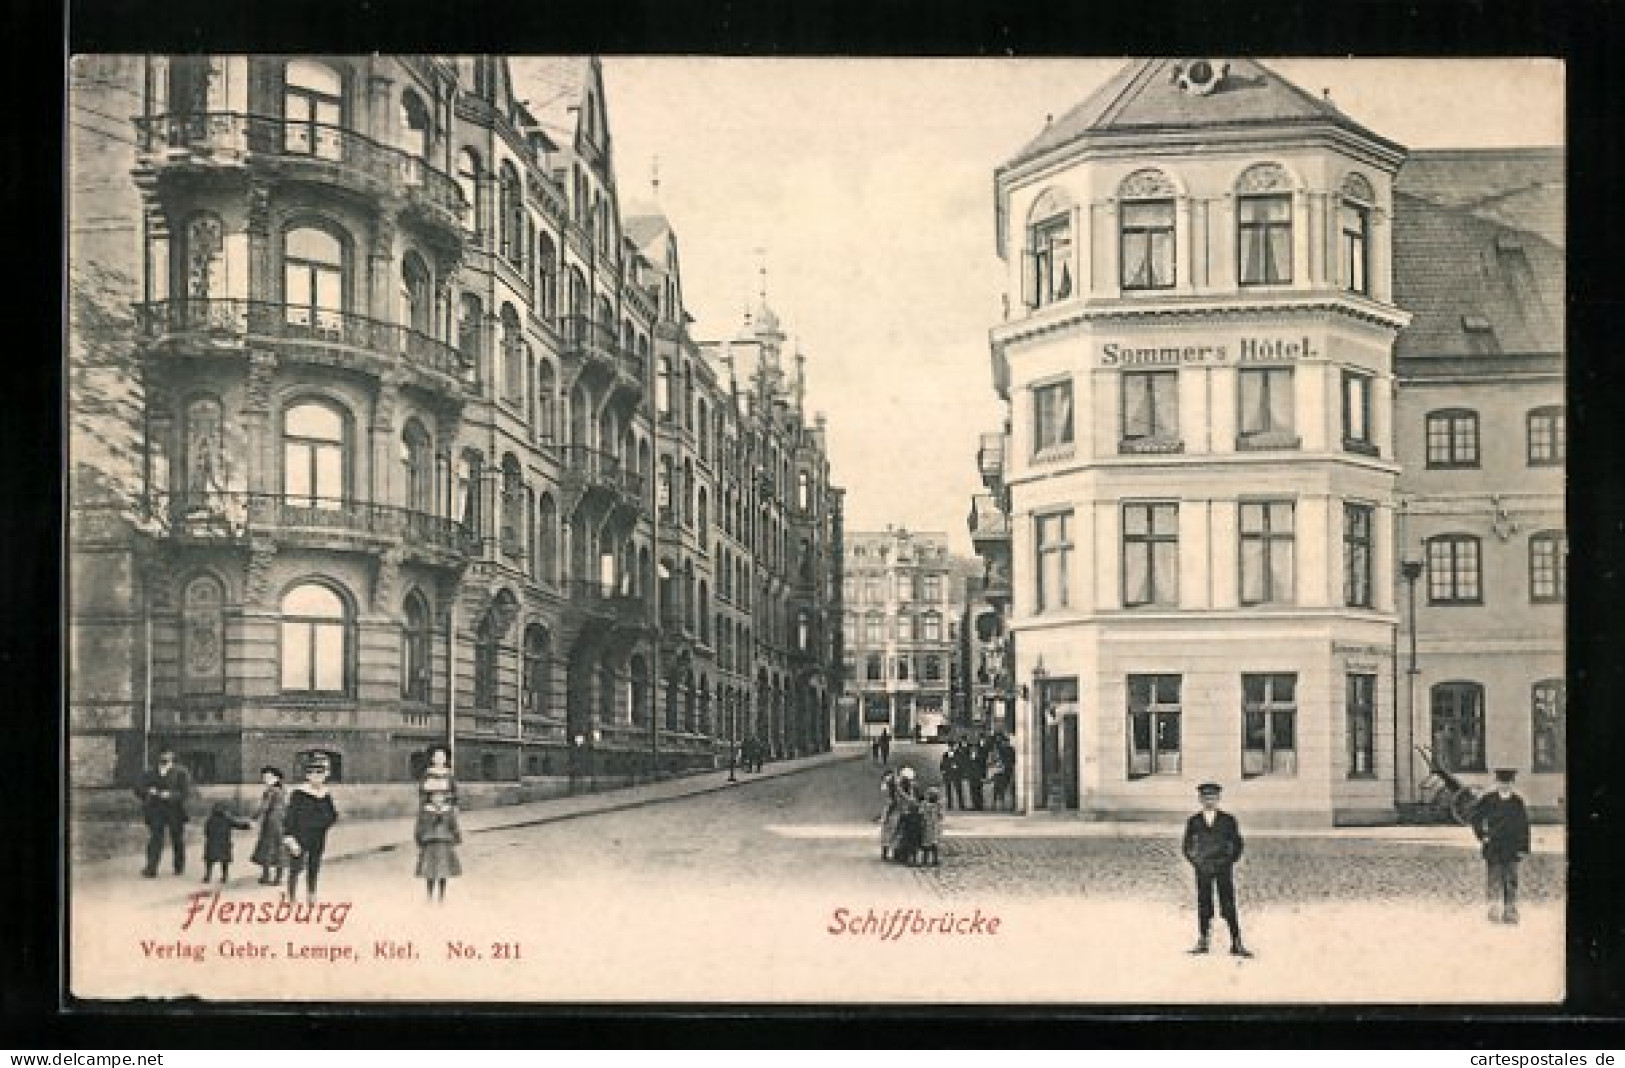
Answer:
top-left (1005, 58), bottom-right (1390, 170)
top-left (1392, 149), bottom-right (1565, 359)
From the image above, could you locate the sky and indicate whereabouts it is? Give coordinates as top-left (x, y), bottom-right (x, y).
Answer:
top-left (597, 58), bottom-right (1564, 552)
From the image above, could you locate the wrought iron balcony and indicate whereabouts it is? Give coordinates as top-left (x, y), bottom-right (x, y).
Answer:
top-left (977, 432), bottom-right (1007, 493)
top-left (152, 491), bottom-right (479, 557)
top-left (558, 445), bottom-right (647, 510)
top-left (558, 316), bottom-right (618, 371)
top-left (135, 298), bottom-right (473, 392)
top-left (132, 112), bottom-right (467, 227)
top-left (566, 579), bottom-right (650, 628)
top-left (968, 493), bottom-right (1011, 544)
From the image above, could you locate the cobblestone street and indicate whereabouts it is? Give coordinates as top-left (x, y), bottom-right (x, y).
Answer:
top-left (72, 745), bottom-right (1565, 1004)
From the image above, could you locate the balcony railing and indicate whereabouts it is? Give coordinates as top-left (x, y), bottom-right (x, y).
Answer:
top-left (978, 432), bottom-right (1006, 486)
top-left (136, 298), bottom-right (472, 385)
top-left (558, 316), bottom-right (618, 369)
top-left (154, 491), bottom-right (479, 556)
top-left (132, 112), bottom-right (466, 222)
top-left (567, 579), bottom-right (649, 626)
top-left (968, 494), bottom-right (1011, 541)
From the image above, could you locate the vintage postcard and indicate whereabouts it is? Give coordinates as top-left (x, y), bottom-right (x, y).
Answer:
top-left (66, 55), bottom-right (1566, 1003)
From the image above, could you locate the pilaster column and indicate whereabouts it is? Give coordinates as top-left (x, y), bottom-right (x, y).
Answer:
top-left (242, 350), bottom-right (278, 496)
top-left (371, 379), bottom-right (400, 507)
top-left (1293, 189), bottom-right (1311, 291)
top-left (1175, 196), bottom-right (1194, 294)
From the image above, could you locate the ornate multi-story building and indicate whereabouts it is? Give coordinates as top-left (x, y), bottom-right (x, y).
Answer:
top-left (836, 528), bottom-right (972, 741)
top-left (971, 59), bottom-right (1564, 823)
top-left (67, 54), bottom-right (844, 791)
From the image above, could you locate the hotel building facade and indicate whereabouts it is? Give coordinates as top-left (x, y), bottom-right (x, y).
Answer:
top-left (973, 59), bottom-right (1564, 824)
top-left (68, 54), bottom-right (844, 792)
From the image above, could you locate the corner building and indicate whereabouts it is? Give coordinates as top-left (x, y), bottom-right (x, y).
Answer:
top-left (71, 54), bottom-right (843, 791)
top-left (985, 60), bottom-right (1411, 824)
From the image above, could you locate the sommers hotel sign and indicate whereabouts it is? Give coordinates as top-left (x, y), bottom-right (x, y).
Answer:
top-left (1099, 335), bottom-right (1320, 367)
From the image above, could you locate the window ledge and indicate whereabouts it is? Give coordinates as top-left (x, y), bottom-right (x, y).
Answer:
top-left (1033, 444), bottom-right (1076, 464)
top-left (1119, 438), bottom-right (1185, 455)
top-left (1342, 439), bottom-right (1380, 457)
top-left (1237, 433), bottom-right (1302, 451)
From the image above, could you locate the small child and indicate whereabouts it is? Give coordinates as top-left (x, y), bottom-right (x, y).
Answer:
top-left (202, 801), bottom-right (251, 883)
top-left (414, 792), bottom-right (463, 903)
top-left (920, 787), bottom-right (945, 867)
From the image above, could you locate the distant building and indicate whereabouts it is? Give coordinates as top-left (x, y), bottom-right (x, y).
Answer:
top-left (971, 59), bottom-right (1563, 824)
top-left (837, 528), bottom-right (973, 741)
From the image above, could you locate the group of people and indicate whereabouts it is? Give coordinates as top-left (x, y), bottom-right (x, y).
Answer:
top-left (734, 736), bottom-right (769, 774)
top-left (877, 766), bottom-right (943, 867)
top-left (938, 734), bottom-right (1016, 812)
top-left (135, 743), bottom-right (470, 906)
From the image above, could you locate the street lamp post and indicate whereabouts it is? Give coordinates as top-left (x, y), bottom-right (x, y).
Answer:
top-left (1401, 557), bottom-right (1424, 803)
top-left (1030, 656), bottom-right (1049, 812)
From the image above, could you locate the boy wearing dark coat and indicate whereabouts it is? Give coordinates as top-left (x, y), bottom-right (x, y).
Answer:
top-left (202, 801), bottom-right (251, 883)
top-left (1182, 781), bottom-right (1251, 957)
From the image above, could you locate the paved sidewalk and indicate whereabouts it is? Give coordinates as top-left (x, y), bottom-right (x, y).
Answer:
top-left (70, 747), bottom-right (864, 910)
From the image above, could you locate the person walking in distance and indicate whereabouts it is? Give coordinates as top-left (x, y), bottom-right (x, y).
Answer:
top-left (283, 754), bottom-right (339, 902)
top-left (877, 727), bottom-right (892, 766)
top-left (1182, 782), bottom-right (1251, 957)
top-left (966, 736), bottom-right (989, 811)
top-left (135, 748), bottom-right (193, 878)
top-left (938, 742), bottom-right (962, 811)
top-left (1472, 768), bottom-right (1532, 924)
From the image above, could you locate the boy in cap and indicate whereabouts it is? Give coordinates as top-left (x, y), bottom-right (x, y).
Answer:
top-left (1471, 768), bottom-right (1532, 923)
top-left (1181, 781), bottom-right (1251, 957)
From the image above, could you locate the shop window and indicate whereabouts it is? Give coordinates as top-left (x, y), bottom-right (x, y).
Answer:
top-left (1431, 681), bottom-right (1486, 772)
top-left (1344, 503), bottom-right (1374, 608)
top-left (1531, 679), bottom-right (1565, 772)
top-left (1240, 501), bottom-right (1295, 605)
top-left (1127, 674), bottom-right (1181, 778)
top-left (1425, 409), bottom-right (1480, 468)
top-left (1242, 673), bottom-right (1297, 778)
top-left (1347, 673), bottom-right (1376, 778)
top-left (1122, 502), bottom-right (1178, 608)
top-left (1426, 534), bottom-right (1482, 605)
top-left (1529, 530), bottom-right (1567, 603)
top-left (1527, 406), bottom-right (1565, 466)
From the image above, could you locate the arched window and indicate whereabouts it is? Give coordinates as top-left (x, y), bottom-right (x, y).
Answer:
top-left (400, 417), bottom-right (433, 513)
top-left (457, 293), bottom-right (484, 371)
top-left (1339, 173), bottom-right (1374, 295)
top-left (499, 454), bottom-right (523, 558)
top-left (457, 148), bottom-right (482, 235)
top-left (498, 161), bottom-right (522, 263)
top-left (796, 470), bottom-right (811, 512)
top-left (698, 399), bottom-right (710, 459)
top-left (697, 486), bottom-right (709, 548)
top-left (401, 251), bottom-right (431, 335)
top-left (537, 493), bottom-right (558, 583)
top-left (683, 459), bottom-right (696, 526)
top-left (500, 303), bottom-right (522, 401)
top-left (183, 395), bottom-right (226, 505)
top-left (473, 612), bottom-right (497, 711)
top-left (537, 360), bottom-right (557, 445)
top-left (699, 581), bottom-right (710, 643)
top-left (656, 356), bottom-right (673, 418)
top-left (401, 590), bottom-right (431, 703)
top-left (536, 233), bottom-right (558, 320)
top-left (1118, 169), bottom-right (1177, 290)
top-left (283, 225), bottom-right (345, 332)
top-left (181, 573), bottom-right (226, 694)
top-left (400, 89), bottom-right (432, 162)
top-left (630, 655), bottom-right (650, 726)
top-left (283, 400), bottom-right (346, 509)
top-left (280, 581), bottom-right (349, 694)
top-left (283, 60), bottom-right (343, 160)
top-left (1430, 681), bottom-right (1486, 772)
top-left (522, 624), bottom-right (550, 717)
top-left (1236, 163), bottom-right (1294, 286)
top-left (1024, 187), bottom-right (1074, 309)
top-left (456, 448), bottom-right (482, 532)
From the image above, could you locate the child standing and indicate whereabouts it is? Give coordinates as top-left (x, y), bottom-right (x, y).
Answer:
top-left (201, 801), bottom-right (250, 883)
top-left (414, 792), bottom-right (462, 903)
top-left (250, 765), bottom-right (287, 886)
top-left (283, 755), bottom-right (339, 902)
top-left (920, 786), bottom-right (945, 867)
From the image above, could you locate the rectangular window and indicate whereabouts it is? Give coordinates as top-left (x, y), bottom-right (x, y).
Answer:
top-left (863, 576), bottom-right (882, 602)
top-left (1342, 371), bottom-right (1374, 453)
top-left (1127, 674), bottom-right (1181, 778)
top-left (1036, 511), bottom-right (1073, 612)
top-left (1029, 215), bottom-right (1074, 308)
top-left (1238, 368), bottom-right (1296, 447)
top-left (1531, 680), bottom-right (1565, 772)
top-left (1033, 380), bottom-right (1075, 453)
top-left (1431, 683), bottom-right (1486, 772)
top-left (1347, 673), bottom-right (1376, 778)
top-left (864, 615), bottom-right (883, 644)
top-left (1344, 503), bottom-right (1374, 608)
top-left (1427, 536), bottom-right (1482, 604)
top-left (1120, 200), bottom-right (1175, 290)
top-left (1242, 673), bottom-right (1297, 778)
top-left (1426, 410), bottom-right (1480, 468)
top-left (1123, 502), bottom-right (1179, 607)
top-left (1340, 203), bottom-right (1369, 294)
top-left (865, 655), bottom-right (882, 682)
top-left (923, 574), bottom-right (942, 601)
top-left (923, 614), bottom-right (942, 642)
top-left (842, 576), bottom-right (855, 602)
top-left (1239, 195), bottom-right (1293, 285)
top-left (895, 657), bottom-right (909, 681)
top-left (1527, 407), bottom-right (1566, 466)
top-left (1529, 532), bottom-right (1567, 602)
top-left (1121, 371), bottom-right (1180, 450)
top-left (1240, 501), bottom-right (1295, 605)
top-left (842, 617), bottom-right (856, 646)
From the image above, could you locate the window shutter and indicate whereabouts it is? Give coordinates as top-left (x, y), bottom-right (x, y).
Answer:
top-left (1020, 248), bottom-right (1038, 308)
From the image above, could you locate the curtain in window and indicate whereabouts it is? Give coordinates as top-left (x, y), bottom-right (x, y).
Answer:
top-left (1241, 536), bottom-right (1265, 603)
top-left (1269, 372), bottom-right (1294, 432)
top-left (1152, 537), bottom-right (1178, 605)
top-left (1240, 372), bottom-right (1269, 434)
top-left (1123, 376), bottom-right (1152, 438)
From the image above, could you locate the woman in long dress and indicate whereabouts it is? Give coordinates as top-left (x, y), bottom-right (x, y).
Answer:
top-left (249, 765), bottom-right (286, 885)
top-left (878, 771), bottom-right (901, 861)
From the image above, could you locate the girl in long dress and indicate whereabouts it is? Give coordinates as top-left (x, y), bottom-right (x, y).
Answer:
top-left (878, 771), bottom-right (901, 862)
top-left (250, 765), bottom-right (286, 885)
top-left (414, 792), bottom-right (463, 903)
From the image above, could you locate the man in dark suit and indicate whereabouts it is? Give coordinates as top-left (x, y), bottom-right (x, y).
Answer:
top-left (966, 737), bottom-right (989, 811)
top-left (1182, 781), bottom-right (1251, 957)
top-left (135, 747), bottom-right (194, 877)
top-left (1472, 768), bottom-right (1532, 923)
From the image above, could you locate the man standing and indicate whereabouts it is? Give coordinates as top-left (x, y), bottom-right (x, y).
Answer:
top-left (966, 736), bottom-right (988, 811)
top-left (938, 742), bottom-right (962, 810)
top-left (1472, 768), bottom-right (1532, 924)
top-left (1182, 782), bottom-right (1251, 957)
top-left (135, 748), bottom-right (193, 877)
top-left (877, 727), bottom-right (891, 766)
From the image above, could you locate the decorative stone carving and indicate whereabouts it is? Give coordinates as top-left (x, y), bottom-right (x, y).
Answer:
top-left (1235, 162), bottom-right (1292, 194)
top-left (372, 548), bottom-right (405, 613)
top-left (245, 180), bottom-right (272, 236)
top-left (244, 351), bottom-right (278, 413)
top-left (1341, 172), bottom-right (1376, 204)
top-left (245, 540), bottom-right (279, 606)
top-left (370, 210), bottom-right (397, 260)
top-left (1119, 168), bottom-right (1177, 199)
